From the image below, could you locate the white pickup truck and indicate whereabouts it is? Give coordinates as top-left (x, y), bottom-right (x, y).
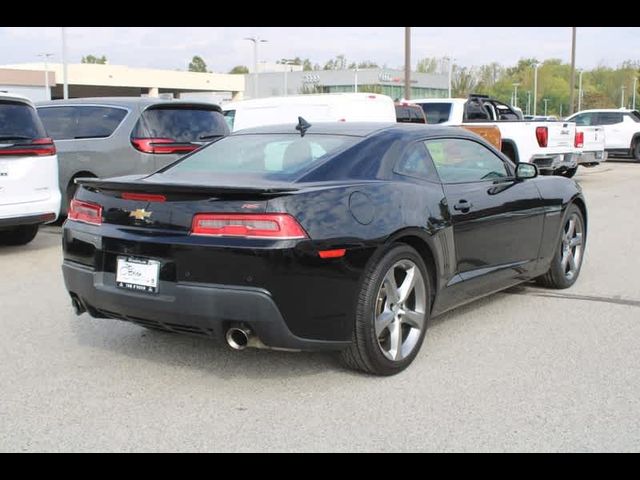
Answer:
top-left (573, 124), bottom-right (607, 175)
top-left (410, 95), bottom-right (580, 176)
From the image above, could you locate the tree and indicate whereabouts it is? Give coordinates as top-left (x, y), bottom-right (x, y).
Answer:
top-left (81, 55), bottom-right (107, 64)
top-left (188, 55), bottom-right (208, 73)
top-left (228, 65), bottom-right (249, 74)
top-left (451, 65), bottom-right (478, 98)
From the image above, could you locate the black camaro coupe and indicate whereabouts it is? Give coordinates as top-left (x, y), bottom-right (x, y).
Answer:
top-left (62, 121), bottom-right (587, 375)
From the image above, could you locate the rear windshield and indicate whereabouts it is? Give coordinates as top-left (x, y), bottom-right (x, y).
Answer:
top-left (132, 106), bottom-right (229, 142)
top-left (419, 103), bottom-right (452, 124)
top-left (37, 105), bottom-right (128, 140)
top-left (0, 101), bottom-right (46, 140)
top-left (162, 133), bottom-right (356, 181)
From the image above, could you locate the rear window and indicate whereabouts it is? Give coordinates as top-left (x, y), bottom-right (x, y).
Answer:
top-left (162, 133), bottom-right (356, 181)
top-left (596, 113), bottom-right (623, 125)
top-left (133, 106), bottom-right (229, 142)
top-left (0, 101), bottom-right (46, 140)
top-left (37, 105), bottom-right (128, 140)
top-left (395, 106), bottom-right (425, 124)
top-left (419, 103), bottom-right (452, 124)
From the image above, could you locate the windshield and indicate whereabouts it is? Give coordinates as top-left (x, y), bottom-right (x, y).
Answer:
top-left (0, 102), bottom-right (47, 140)
top-left (419, 103), bottom-right (452, 124)
top-left (162, 133), bottom-right (357, 181)
top-left (132, 106), bottom-right (229, 142)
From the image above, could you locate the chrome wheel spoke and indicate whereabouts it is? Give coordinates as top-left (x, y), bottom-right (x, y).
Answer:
top-left (569, 232), bottom-right (583, 248)
top-left (397, 267), bottom-right (416, 303)
top-left (561, 251), bottom-right (570, 269)
top-left (567, 252), bottom-right (577, 272)
top-left (402, 309), bottom-right (424, 330)
top-left (383, 271), bottom-right (400, 304)
top-left (375, 309), bottom-right (395, 337)
top-left (388, 321), bottom-right (403, 361)
top-left (566, 218), bottom-right (576, 239)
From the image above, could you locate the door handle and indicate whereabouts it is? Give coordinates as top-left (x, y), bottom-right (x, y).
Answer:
top-left (453, 200), bottom-right (473, 212)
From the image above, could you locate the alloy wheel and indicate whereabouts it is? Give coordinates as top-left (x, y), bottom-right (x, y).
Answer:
top-left (560, 212), bottom-right (584, 281)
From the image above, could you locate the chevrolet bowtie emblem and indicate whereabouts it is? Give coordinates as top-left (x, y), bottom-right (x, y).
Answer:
top-left (129, 209), bottom-right (152, 221)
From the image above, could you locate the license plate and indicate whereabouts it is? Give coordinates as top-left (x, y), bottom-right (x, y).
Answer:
top-left (116, 256), bottom-right (160, 294)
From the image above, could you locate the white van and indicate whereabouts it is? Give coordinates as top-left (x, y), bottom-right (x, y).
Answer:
top-left (0, 93), bottom-right (61, 245)
top-left (222, 93), bottom-right (397, 132)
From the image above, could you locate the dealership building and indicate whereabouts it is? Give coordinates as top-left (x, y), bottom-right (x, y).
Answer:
top-left (244, 68), bottom-right (448, 100)
top-left (0, 63), bottom-right (245, 103)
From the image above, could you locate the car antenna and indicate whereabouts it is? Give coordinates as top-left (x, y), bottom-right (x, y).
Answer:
top-left (296, 116), bottom-right (311, 137)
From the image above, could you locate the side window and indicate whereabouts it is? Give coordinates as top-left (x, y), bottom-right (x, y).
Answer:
top-left (38, 106), bottom-right (127, 140)
top-left (464, 99), bottom-right (491, 121)
top-left (596, 113), bottom-right (623, 125)
top-left (394, 142), bottom-right (436, 180)
top-left (425, 138), bottom-right (510, 183)
top-left (223, 109), bottom-right (235, 130)
top-left (572, 114), bottom-right (591, 126)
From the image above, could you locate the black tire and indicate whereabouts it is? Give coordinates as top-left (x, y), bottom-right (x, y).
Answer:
top-left (0, 225), bottom-right (39, 246)
top-left (537, 204), bottom-right (586, 289)
top-left (632, 139), bottom-right (640, 161)
top-left (560, 167), bottom-right (578, 178)
top-left (341, 243), bottom-right (431, 376)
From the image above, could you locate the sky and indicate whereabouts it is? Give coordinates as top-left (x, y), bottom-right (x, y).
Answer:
top-left (0, 27), bottom-right (638, 73)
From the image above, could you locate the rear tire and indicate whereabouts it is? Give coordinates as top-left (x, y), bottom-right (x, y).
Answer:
top-left (537, 204), bottom-right (585, 289)
top-left (560, 167), bottom-right (578, 178)
top-left (0, 225), bottom-right (39, 246)
top-left (341, 244), bottom-right (430, 376)
top-left (632, 139), bottom-right (640, 161)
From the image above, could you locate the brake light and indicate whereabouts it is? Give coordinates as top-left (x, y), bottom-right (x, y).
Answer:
top-left (68, 199), bottom-right (102, 226)
top-left (0, 137), bottom-right (56, 156)
top-left (131, 138), bottom-right (199, 154)
top-left (535, 126), bottom-right (548, 148)
top-left (574, 131), bottom-right (584, 148)
top-left (121, 192), bottom-right (166, 202)
top-left (191, 213), bottom-right (308, 239)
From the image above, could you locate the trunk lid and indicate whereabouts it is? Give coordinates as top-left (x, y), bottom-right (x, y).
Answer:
top-left (544, 121), bottom-right (576, 149)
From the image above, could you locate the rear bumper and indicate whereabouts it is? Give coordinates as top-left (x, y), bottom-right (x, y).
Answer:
top-left (62, 260), bottom-right (350, 352)
top-left (0, 194), bottom-right (60, 227)
top-left (531, 153), bottom-right (578, 172)
top-left (577, 150), bottom-right (607, 165)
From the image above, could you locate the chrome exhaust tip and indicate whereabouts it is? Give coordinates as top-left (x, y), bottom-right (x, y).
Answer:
top-left (226, 327), bottom-right (250, 350)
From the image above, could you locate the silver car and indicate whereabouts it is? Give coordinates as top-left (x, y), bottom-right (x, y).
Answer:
top-left (36, 97), bottom-right (229, 214)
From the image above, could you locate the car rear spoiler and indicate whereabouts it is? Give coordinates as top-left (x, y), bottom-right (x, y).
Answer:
top-left (74, 177), bottom-right (299, 196)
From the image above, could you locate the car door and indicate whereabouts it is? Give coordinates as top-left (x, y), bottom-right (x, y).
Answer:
top-left (424, 137), bottom-right (545, 299)
top-left (595, 112), bottom-right (626, 148)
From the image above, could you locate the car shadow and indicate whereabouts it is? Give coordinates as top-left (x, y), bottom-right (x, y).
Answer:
top-left (0, 229), bottom-right (61, 256)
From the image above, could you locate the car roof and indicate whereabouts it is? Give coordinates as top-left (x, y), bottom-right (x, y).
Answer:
top-left (36, 96), bottom-right (222, 110)
top-left (232, 121), bottom-right (477, 139)
top-left (570, 108), bottom-right (636, 115)
top-left (0, 91), bottom-right (34, 106)
top-left (221, 93), bottom-right (391, 111)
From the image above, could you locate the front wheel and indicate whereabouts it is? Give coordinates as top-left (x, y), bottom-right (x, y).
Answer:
top-left (632, 140), bottom-right (640, 161)
top-left (341, 244), bottom-right (430, 375)
top-left (537, 204), bottom-right (586, 289)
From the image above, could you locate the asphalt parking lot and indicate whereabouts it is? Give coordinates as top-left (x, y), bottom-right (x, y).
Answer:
top-left (1, 159), bottom-right (639, 452)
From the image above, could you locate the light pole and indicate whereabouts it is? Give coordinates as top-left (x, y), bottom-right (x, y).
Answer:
top-left (533, 62), bottom-right (540, 116)
top-left (526, 91), bottom-right (531, 115)
top-left (404, 27), bottom-right (411, 101)
top-left (569, 27), bottom-right (577, 115)
top-left (244, 36), bottom-right (268, 99)
top-left (621, 85), bottom-right (625, 108)
top-left (61, 27), bottom-right (69, 99)
top-left (446, 55), bottom-right (454, 97)
top-left (282, 60), bottom-right (296, 97)
top-left (578, 70), bottom-right (584, 111)
top-left (633, 77), bottom-right (637, 110)
top-left (512, 82), bottom-right (520, 108)
top-left (543, 98), bottom-right (549, 116)
top-left (354, 65), bottom-right (358, 93)
top-left (37, 53), bottom-right (54, 100)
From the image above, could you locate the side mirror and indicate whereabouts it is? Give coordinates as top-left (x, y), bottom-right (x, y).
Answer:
top-left (515, 162), bottom-right (538, 180)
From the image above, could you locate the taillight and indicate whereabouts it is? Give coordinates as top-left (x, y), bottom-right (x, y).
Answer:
top-left (121, 192), bottom-right (166, 202)
top-left (0, 137), bottom-right (56, 156)
top-left (574, 131), bottom-right (584, 148)
top-left (191, 213), bottom-right (308, 239)
top-left (68, 199), bottom-right (102, 226)
top-left (131, 137), bottom-right (199, 154)
top-left (535, 126), bottom-right (548, 148)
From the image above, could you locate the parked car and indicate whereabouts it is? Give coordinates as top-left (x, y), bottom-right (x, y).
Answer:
top-left (0, 92), bottom-right (60, 245)
top-left (565, 109), bottom-right (640, 161)
top-left (411, 95), bottom-right (579, 175)
top-left (395, 102), bottom-right (426, 123)
top-left (222, 93), bottom-right (397, 131)
top-left (570, 124), bottom-right (607, 176)
top-left (36, 97), bottom-right (229, 215)
top-left (62, 121), bottom-right (587, 375)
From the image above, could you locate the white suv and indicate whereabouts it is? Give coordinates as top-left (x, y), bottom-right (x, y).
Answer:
top-left (566, 109), bottom-right (640, 161)
top-left (0, 93), bottom-right (61, 245)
